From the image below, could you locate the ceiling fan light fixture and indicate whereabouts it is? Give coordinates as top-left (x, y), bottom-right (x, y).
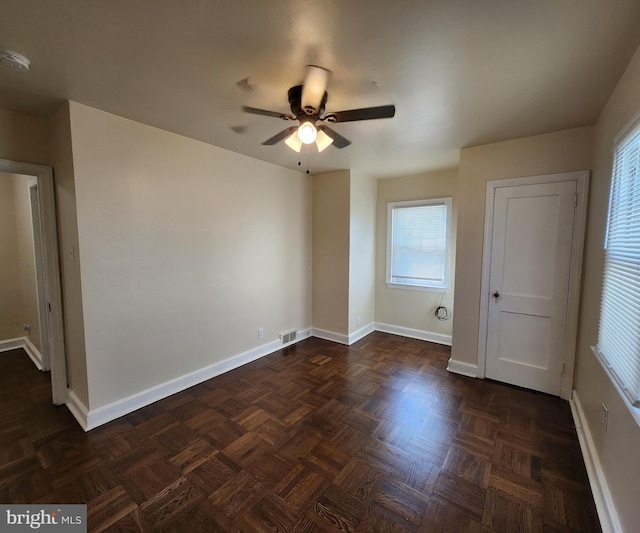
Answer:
top-left (315, 129), bottom-right (334, 152)
top-left (298, 122), bottom-right (317, 144)
top-left (284, 131), bottom-right (302, 153)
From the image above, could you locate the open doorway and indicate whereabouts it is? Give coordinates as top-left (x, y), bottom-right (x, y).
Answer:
top-left (0, 173), bottom-right (46, 368)
top-left (0, 159), bottom-right (67, 405)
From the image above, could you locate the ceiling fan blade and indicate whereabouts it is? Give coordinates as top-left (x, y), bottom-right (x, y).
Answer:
top-left (321, 105), bottom-right (395, 123)
top-left (301, 65), bottom-right (331, 115)
top-left (317, 125), bottom-right (351, 149)
top-left (243, 106), bottom-right (295, 121)
top-left (262, 126), bottom-right (299, 146)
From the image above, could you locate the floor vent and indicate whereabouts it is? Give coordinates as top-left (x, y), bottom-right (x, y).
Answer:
top-left (280, 330), bottom-right (297, 344)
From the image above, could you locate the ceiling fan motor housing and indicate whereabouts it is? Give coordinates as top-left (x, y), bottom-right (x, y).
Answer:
top-left (288, 85), bottom-right (327, 119)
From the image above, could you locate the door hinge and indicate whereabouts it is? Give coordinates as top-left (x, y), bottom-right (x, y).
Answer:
top-left (574, 193), bottom-right (578, 208)
top-left (561, 361), bottom-right (566, 374)
top-left (48, 302), bottom-right (51, 312)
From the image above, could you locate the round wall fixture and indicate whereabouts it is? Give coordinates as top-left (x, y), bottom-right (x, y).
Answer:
top-left (0, 50), bottom-right (30, 71)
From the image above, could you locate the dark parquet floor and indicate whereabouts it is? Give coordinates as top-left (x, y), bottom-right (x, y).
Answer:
top-left (0, 333), bottom-right (600, 532)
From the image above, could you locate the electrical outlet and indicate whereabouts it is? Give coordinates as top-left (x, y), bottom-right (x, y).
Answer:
top-left (356, 317), bottom-right (361, 327)
top-left (23, 323), bottom-right (30, 335)
top-left (602, 403), bottom-right (609, 431)
top-left (258, 328), bottom-right (264, 340)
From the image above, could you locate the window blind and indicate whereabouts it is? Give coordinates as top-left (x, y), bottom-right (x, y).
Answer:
top-left (389, 201), bottom-right (448, 288)
top-left (597, 123), bottom-right (640, 407)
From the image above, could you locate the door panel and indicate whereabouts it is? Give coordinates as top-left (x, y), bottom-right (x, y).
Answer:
top-left (496, 312), bottom-right (550, 368)
top-left (502, 195), bottom-right (560, 298)
top-left (485, 181), bottom-right (576, 395)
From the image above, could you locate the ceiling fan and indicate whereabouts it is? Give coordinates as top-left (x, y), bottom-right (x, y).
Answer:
top-left (242, 66), bottom-right (395, 152)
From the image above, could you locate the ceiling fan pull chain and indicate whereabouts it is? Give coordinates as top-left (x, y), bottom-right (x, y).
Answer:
top-left (296, 146), bottom-right (310, 174)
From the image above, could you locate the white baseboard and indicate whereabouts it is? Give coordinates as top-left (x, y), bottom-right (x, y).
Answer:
top-left (570, 390), bottom-right (622, 533)
top-left (446, 358), bottom-right (479, 378)
top-left (313, 323), bottom-right (452, 347)
top-left (312, 328), bottom-right (350, 345)
top-left (23, 337), bottom-right (43, 370)
top-left (0, 337), bottom-right (24, 352)
top-left (349, 323), bottom-right (376, 345)
top-left (374, 322), bottom-right (452, 346)
top-left (73, 329), bottom-right (313, 431)
top-left (0, 336), bottom-right (43, 370)
top-left (66, 389), bottom-right (89, 432)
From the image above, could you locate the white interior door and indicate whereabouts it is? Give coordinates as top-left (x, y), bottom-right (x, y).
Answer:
top-left (485, 180), bottom-right (577, 395)
top-left (30, 184), bottom-right (50, 371)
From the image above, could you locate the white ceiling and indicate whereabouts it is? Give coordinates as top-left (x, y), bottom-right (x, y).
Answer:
top-left (1, 1), bottom-right (640, 177)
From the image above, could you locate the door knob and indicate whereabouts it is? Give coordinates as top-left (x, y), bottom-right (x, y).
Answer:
top-left (493, 291), bottom-right (500, 298)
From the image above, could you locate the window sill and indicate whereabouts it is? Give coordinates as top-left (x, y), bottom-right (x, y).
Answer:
top-left (591, 346), bottom-right (640, 428)
top-left (386, 282), bottom-right (447, 294)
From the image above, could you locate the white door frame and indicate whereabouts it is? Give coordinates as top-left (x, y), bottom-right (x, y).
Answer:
top-left (1, 158), bottom-right (68, 404)
top-left (477, 170), bottom-right (589, 400)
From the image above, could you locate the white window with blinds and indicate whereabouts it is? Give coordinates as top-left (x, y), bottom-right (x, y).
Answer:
top-left (594, 117), bottom-right (640, 411)
top-left (386, 198), bottom-right (451, 291)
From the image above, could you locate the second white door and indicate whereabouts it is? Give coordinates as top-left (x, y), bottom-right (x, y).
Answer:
top-left (485, 179), bottom-right (577, 395)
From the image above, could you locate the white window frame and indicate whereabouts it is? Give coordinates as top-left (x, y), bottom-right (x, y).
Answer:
top-left (386, 197), bottom-right (451, 292)
top-left (592, 112), bottom-right (640, 426)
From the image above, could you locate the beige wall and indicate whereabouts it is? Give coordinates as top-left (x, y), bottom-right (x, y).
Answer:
top-left (0, 108), bottom-right (51, 166)
top-left (0, 177), bottom-right (22, 341)
top-left (375, 169), bottom-right (458, 337)
top-left (12, 174), bottom-right (41, 351)
top-left (67, 102), bottom-right (312, 409)
top-left (573, 45), bottom-right (640, 531)
top-left (348, 171), bottom-right (377, 333)
top-left (52, 103), bottom-right (89, 406)
top-left (312, 170), bottom-right (350, 335)
top-left (451, 126), bottom-right (594, 365)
